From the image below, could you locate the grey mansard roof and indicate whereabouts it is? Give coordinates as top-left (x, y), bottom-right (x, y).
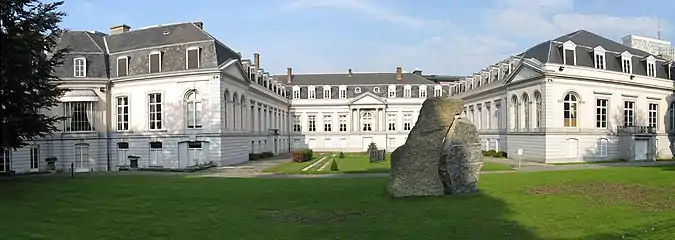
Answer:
top-left (277, 72), bottom-right (435, 86)
top-left (518, 30), bottom-right (673, 79)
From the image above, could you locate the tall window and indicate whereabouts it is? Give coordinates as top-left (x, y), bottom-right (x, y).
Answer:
top-left (323, 115), bottom-right (332, 131)
top-left (647, 62), bottom-right (656, 77)
top-left (323, 86), bottom-right (331, 99)
top-left (563, 93), bottom-right (578, 127)
top-left (149, 52), bottom-right (162, 73)
top-left (293, 115), bottom-right (301, 132)
top-left (648, 103), bottom-right (658, 129)
top-left (148, 93), bottom-right (163, 130)
top-left (64, 102), bottom-right (94, 132)
top-left (622, 59), bottom-right (632, 73)
top-left (149, 141), bottom-right (162, 166)
top-left (596, 99), bottom-right (607, 128)
top-left (597, 138), bottom-right (608, 157)
top-left (30, 145), bottom-right (39, 171)
top-left (116, 96), bottom-right (129, 131)
top-left (523, 93), bottom-right (530, 130)
top-left (339, 115), bottom-right (347, 131)
top-left (339, 88), bottom-right (347, 99)
top-left (403, 113), bottom-right (412, 131)
top-left (186, 48), bottom-right (200, 69)
top-left (185, 91), bottom-right (202, 129)
top-left (419, 86), bottom-right (427, 98)
top-left (74, 57), bottom-right (86, 77)
top-left (308, 115), bottom-right (316, 132)
top-left (434, 86), bottom-right (442, 97)
top-left (624, 101), bottom-right (635, 127)
top-left (308, 86), bottom-right (316, 99)
top-left (74, 143), bottom-right (89, 169)
top-left (670, 102), bottom-right (675, 131)
top-left (293, 89), bottom-right (300, 99)
top-left (0, 149), bottom-right (10, 172)
top-left (117, 142), bottom-right (129, 165)
top-left (403, 86), bottom-right (411, 98)
top-left (117, 57), bottom-right (128, 77)
top-left (495, 104), bottom-right (501, 129)
top-left (388, 85), bottom-right (396, 98)
top-left (534, 92), bottom-right (541, 128)
top-left (387, 113), bottom-right (396, 131)
top-left (511, 95), bottom-right (519, 129)
top-left (187, 141), bottom-right (203, 165)
top-left (594, 52), bottom-right (605, 69)
top-left (361, 112), bottom-right (373, 131)
top-left (224, 91), bottom-right (229, 129)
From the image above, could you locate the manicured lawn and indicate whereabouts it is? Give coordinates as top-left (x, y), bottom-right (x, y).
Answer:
top-left (264, 152), bottom-right (513, 174)
top-left (2, 166), bottom-right (675, 239)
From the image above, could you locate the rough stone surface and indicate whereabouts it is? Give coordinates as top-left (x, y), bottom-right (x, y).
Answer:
top-left (387, 98), bottom-right (464, 198)
top-left (439, 119), bottom-right (483, 195)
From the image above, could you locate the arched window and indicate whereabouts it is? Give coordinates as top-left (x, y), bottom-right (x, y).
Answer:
top-left (511, 95), bottom-right (519, 129)
top-left (669, 102), bottom-right (675, 131)
top-left (522, 93), bottom-right (530, 130)
top-left (596, 138), bottom-right (608, 157)
top-left (563, 93), bottom-right (578, 127)
top-left (361, 112), bottom-right (373, 131)
top-left (185, 90), bottom-right (202, 129)
top-left (534, 91), bottom-right (542, 128)
top-left (240, 95), bottom-right (246, 131)
top-left (223, 90), bottom-right (230, 129)
top-left (232, 93), bottom-right (239, 129)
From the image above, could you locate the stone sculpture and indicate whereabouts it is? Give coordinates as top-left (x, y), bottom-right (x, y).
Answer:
top-left (387, 98), bottom-right (483, 198)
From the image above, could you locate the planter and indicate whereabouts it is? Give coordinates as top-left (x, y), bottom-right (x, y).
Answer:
top-left (128, 156), bottom-right (140, 169)
top-left (45, 157), bottom-right (58, 171)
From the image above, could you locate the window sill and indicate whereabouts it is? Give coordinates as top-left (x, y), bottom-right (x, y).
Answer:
top-left (147, 129), bottom-right (168, 132)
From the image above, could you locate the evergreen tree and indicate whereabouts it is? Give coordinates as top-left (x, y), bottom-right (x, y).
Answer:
top-left (1, 0), bottom-right (68, 149)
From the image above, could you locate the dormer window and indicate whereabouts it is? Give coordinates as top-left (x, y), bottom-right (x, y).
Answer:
top-left (339, 85), bottom-right (347, 99)
top-left (292, 86), bottom-right (300, 99)
top-left (419, 85), bottom-right (427, 98)
top-left (373, 87), bottom-right (380, 93)
top-left (403, 85), bottom-right (412, 98)
top-left (504, 63), bottom-right (511, 75)
top-left (308, 86), bottom-right (316, 99)
top-left (249, 67), bottom-right (256, 81)
top-left (281, 87), bottom-right (286, 97)
top-left (434, 85), bottom-right (442, 97)
top-left (388, 85), bottom-right (396, 98)
top-left (186, 47), bottom-right (201, 69)
top-left (484, 72), bottom-right (489, 85)
top-left (621, 51), bottom-right (632, 74)
top-left (73, 57), bottom-right (86, 77)
top-left (149, 51), bottom-right (162, 73)
top-left (116, 56), bottom-right (129, 77)
top-left (562, 41), bottom-right (576, 66)
top-left (354, 87), bottom-right (361, 94)
top-left (646, 56), bottom-right (656, 77)
top-left (593, 46), bottom-right (606, 69)
top-left (323, 86), bottom-right (331, 99)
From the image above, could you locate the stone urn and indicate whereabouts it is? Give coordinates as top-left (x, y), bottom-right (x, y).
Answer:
top-left (45, 157), bottom-right (58, 171)
top-left (128, 155), bottom-right (140, 169)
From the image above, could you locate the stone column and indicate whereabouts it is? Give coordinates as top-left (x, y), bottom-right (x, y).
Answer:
top-left (357, 108), bottom-right (362, 132)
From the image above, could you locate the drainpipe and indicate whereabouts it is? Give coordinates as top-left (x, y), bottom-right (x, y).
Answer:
top-left (105, 80), bottom-right (113, 171)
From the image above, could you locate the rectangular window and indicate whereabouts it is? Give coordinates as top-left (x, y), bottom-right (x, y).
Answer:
top-left (622, 59), bottom-right (631, 73)
top-left (293, 90), bottom-right (300, 99)
top-left (339, 89), bottom-right (347, 99)
top-left (324, 138), bottom-right (332, 148)
top-left (308, 88), bottom-right (316, 99)
top-left (387, 113), bottom-right (396, 131)
top-left (148, 93), bottom-right (163, 130)
top-left (74, 58), bottom-right (86, 77)
top-left (647, 63), bottom-right (656, 77)
top-left (64, 102), bottom-right (94, 132)
top-left (388, 88), bottom-right (396, 98)
top-left (404, 88), bottom-right (411, 98)
top-left (293, 115), bottom-right (301, 132)
top-left (596, 99), bottom-right (607, 128)
top-left (149, 52), bottom-right (161, 73)
top-left (594, 54), bottom-right (605, 69)
top-left (30, 146), bottom-right (39, 171)
top-left (308, 115), bottom-right (316, 132)
top-left (116, 96), bottom-right (129, 131)
top-left (149, 141), bottom-right (162, 166)
top-left (339, 114), bottom-right (347, 131)
top-left (187, 141), bottom-right (203, 165)
top-left (323, 115), bottom-right (332, 131)
top-left (403, 113), bottom-right (412, 131)
top-left (597, 139), bottom-right (608, 157)
top-left (564, 49), bottom-right (575, 65)
top-left (419, 88), bottom-right (427, 98)
top-left (117, 57), bottom-right (128, 77)
top-left (434, 88), bottom-right (442, 97)
top-left (0, 149), bottom-right (10, 172)
top-left (388, 137), bottom-right (396, 146)
top-left (649, 103), bottom-right (658, 129)
top-left (117, 142), bottom-right (129, 165)
top-left (186, 48), bottom-right (200, 69)
top-left (624, 101), bottom-right (635, 127)
top-left (323, 88), bottom-right (330, 99)
top-left (74, 144), bottom-right (89, 170)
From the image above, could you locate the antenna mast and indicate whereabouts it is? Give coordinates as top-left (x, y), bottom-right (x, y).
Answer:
top-left (657, 18), bottom-right (662, 40)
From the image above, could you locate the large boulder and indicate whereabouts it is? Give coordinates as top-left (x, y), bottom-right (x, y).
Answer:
top-left (438, 118), bottom-right (483, 195)
top-left (387, 98), bottom-right (464, 198)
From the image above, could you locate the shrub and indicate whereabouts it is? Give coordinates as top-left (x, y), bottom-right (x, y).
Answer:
top-left (292, 148), bottom-right (313, 162)
top-left (330, 159), bottom-right (339, 171)
top-left (484, 150), bottom-right (498, 157)
top-left (261, 152), bottom-right (274, 158)
top-left (248, 153), bottom-right (261, 161)
top-left (338, 152), bottom-right (345, 158)
top-left (497, 151), bottom-right (507, 158)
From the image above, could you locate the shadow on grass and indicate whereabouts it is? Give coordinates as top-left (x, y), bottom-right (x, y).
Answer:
top-left (656, 165), bottom-right (675, 171)
top-left (569, 218), bottom-right (675, 240)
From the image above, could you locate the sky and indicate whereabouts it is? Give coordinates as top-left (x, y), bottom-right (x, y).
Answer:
top-left (57, 0), bottom-right (674, 75)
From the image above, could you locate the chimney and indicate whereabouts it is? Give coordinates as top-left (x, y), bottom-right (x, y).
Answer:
top-left (110, 24), bottom-right (131, 35)
top-left (193, 22), bottom-right (203, 29)
top-left (286, 67), bottom-right (293, 84)
top-left (396, 66), bottom-right (403, 80)
top-left (412, 68), bottom-right (422, 75)
top-left (253, 53), bottom-right (260, 69)
top-left (348, 68), bottom-right (353, 77)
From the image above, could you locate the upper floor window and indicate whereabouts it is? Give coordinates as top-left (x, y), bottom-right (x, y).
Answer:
top-left (434, 85), bottom-right (442, 97)
top-left (65, 101), bottom-right (94, 132)
top-left (185, 91), bottom-right (202, 129)
top-left (388, 85), bottom-right (396, 98)
top-left (403, 113), bottom-right (412, 131)
top-left (117, 56), bottom-right (129, 77)
top-left (323, 86), bottom-right (331, 99)
top-left (338, 114), bottom-right (347, 131)
top-left (148, 93), bottom-right (163, 130)
top-left (419, 85), bottom-right (427, 98)
top-left (647, 62), bottom-right (656, 77)
top-left (621, 51), bottom-right (632, 74)
top-left (563, 93), bottom-right (578, 128)
top-left (74, 57), bottom-right (86, 77)
top-left (149, 52), bottom-right (162, 73)
top-left (387, 113), bottom-right (396, 131)
top-left (292, 87), bottom-right (300, 99)
top-left (624, 100), bottom-right (635, 127)
top-left (361, 112), bottom-right (373, 131)
top-left (669, 102), bottom-right (675, 131)
top-left (593, 46), bottom-right (606, 69)
top-left (562, 41), bottom-right (576, 66)
top-left (403, 85), bottom-right (412, 98)
top-left (323, 114), bottom-right (332, 131)
top-left (308, 115), bottom-right (316, 131)
top-left (339, 86), bottom-right (347, 99)
top-left (293, 115), bottom-right (301, 132)
top-left (648, 103), bottom-right (658, 129)
top-left (186, 47), bottom-right (201, 69)
top-left (308, 86), bottom-right (316, 99)
top-left (116, 96), bottom-right (129, 131)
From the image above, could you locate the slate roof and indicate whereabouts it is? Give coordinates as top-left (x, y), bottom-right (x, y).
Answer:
top-left (277, 72), bottom-right (435, 86)
top-left (423, 75), bottom-right (464, 83)
top-left (58, 31), bottom-right (106, 53)
top-left (518, 30), bottom-right (674, 79)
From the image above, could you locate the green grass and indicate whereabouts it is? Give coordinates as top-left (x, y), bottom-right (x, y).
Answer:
top-left (264, 152), bottom-right (513, 174)
top-left (2, 166), bottom-right (675, 239)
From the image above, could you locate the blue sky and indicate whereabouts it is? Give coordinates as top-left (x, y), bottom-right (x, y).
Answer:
top-left (58, 0), bottom-right (673, 75)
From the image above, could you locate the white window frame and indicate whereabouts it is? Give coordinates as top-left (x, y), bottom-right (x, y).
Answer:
top-left (403, 113), bottom-right (412, 131)
top-left (593, 46), bottom-right (606, 69)
top-left (387, 113), bottom-right (396, 131)
top-left (292, 86), bottom-right (300, 99)
top-left (116, 95), bottom-right (130, 131)
top-left (373, 87), bottom-right (380, 93)
top-left (596, 98), bottom-right (608, 128)
top-left (117, 142), bottom-right (129, 166)
top-left (563, 93), bottom-right (578, 128)
top-left (308, 86), bottom-right (316, 99)
top-left (388, 85), bottom-right (396, 98)
top-left (597, 138), bottom-right (608, 157)
top-left (187, 141), bottom-right (203, 165)
top-left (339, 86), bottom-right (347, 99)
top-left (149, 51), bottom-right (162, 73)
top-left (116, 56), bottom-right (129, 77)
top-left (185, 90), bottom-right (202, 129)
top-left (338, 114), bottom-right (347, 132)
top-left (73, 57), bottom-right (86, 77)
top-left (648, 103), bottom-right (658, 129)
top-left (434, 85), bottom-right (442, 97)
top-left (562, 41), bottom-right (577, 65)
top-left (323, 85), bottom-right (331, 99)
top-left (624, 100), bottom-right (635, 127)
top-left (148, 92), bottom-right (164, 130)
top-left (186, 47), bottom-right (201, 69)
top-left (308, 115), bottom-right (316, 132)
top-left (323, 114), bottom-right (332, 132)
top-left (0, 149), bottom-right (10, 172)
top-left (621, 51), bottom-right (632, 74)
top-left (361, 112), bottom-right (373, 131)
top-left (149, 141), bottom-right (162, 166)
top-left (354, 87), bottom-right (361, 94)
top-left (64, 101), bottom-right (95, 132)
top-left (403, 85), bottom-right (412, 98)
top-left (293, 115), bottom-right (301, 132)
top-left (74, 143), bottom-right (90, 170)
top-left (30, 145), bottom-right (39, 171)
top-left (646, 57), bottom-right (656, 77)
top-left (419, 85), bottom-right (427, 98)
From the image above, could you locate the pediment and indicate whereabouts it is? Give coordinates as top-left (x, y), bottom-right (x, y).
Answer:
top-left (221, 59), bottom-right (250, 83)
top-left (349, 92), bottom-right (386, 105)
top-left (504, 63), bottom-right (544, 84)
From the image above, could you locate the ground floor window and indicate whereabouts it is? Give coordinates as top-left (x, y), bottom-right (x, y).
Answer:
top-left (117, 142), bottom-right (129, 165)
top-left (324, 138), bottom-right (332, 148)
top-left (149, 141), bottom-right (162, 166)
top-left (188, 141), bottom-right (202, 165)
top-left (293, 139), bottom-right (300, 149)
top-left (0, 149), bottom-right (11, 172)
top-left (251, 141), bottom-right (255, 153)
top-left (74, 143), bottom-right (90, 169)
top-left (30, 146), bottom-right (40, 171)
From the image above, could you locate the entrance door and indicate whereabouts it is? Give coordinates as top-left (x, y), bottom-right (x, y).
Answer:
top-left (30, 146), bottom-right (40, 171)
top-left (0, 149), bottom-right (10, 172)
top-left (634, 140), bottom-right (649, 161)
top-left (567, 138), bottom-right (578, 160)
top-left (74, 144), bottom-right (90, 172)
top-left (274, 139), bottom-right (278, 154)
top-left (362, 137), bottom-right (373, 151)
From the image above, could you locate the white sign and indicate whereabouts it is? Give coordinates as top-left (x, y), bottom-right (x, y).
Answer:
top-left (517, 148), bottom-right (523, 155)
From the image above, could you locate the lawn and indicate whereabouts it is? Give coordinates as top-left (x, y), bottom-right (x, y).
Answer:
top-left (1, 166), bottom-right (675, 239)
top-left (264, 152), bottom-right (514, 174)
